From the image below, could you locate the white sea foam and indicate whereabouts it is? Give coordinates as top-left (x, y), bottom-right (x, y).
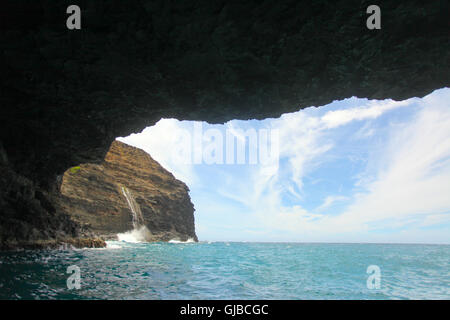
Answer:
top-left (117, 226), bottom-right (152, 243)
top-left (105, 241), bottom-right (122, 249)
top-left (168, 238), bottom-right (196, 244)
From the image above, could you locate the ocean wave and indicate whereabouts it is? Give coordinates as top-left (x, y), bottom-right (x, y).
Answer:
top-left (168, 238), bottom-right (196, 244)
top-left (105, 241), bottom-right (123, 249)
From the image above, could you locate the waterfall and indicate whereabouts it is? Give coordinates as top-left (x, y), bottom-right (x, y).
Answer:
top-left (118, 186), bottom-right (151, 242)
top-left (121, 186), bottom-right (144, 229)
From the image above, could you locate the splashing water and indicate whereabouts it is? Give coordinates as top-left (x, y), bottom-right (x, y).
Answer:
top-left (117, 226), bottom-right (152, 243)
top-left (118, 187), bottom-right (151, 242)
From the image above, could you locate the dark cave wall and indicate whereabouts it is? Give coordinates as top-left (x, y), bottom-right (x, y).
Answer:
top-left (0, 0), bottom-right (449, 246)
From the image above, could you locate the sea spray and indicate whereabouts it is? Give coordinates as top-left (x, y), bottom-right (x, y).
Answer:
top-left (118, 186), bottom-right (152, 242)
top-left (117, 226), bottom-right (152, 243)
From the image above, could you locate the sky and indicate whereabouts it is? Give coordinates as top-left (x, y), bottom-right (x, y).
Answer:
top-left (118, 88), bottom-right (450, 244)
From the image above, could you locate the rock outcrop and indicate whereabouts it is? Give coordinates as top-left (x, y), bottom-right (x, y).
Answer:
top-left (57, 141), bottom-right (197, 242)
top-left (0, 0), bottom-right (448, 246)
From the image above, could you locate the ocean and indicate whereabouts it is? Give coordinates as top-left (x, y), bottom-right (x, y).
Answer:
top-left (0, 242), bottom-right (449, 300)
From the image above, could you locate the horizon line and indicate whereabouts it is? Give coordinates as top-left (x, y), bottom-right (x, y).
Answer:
top-left (195, 240), bottom-right (450, 245)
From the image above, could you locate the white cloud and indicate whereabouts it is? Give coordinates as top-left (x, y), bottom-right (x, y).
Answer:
top-left (316, 195), bottom-right (350, 211)
top-left (420, 214), bottom-right (450, 227)
top-left (253, 89), bottom-right (450, 241)
top-left (329, 92), bottom-right (450, 229)
top-left (321, 98), bottom-right (412, 128)
top-left (118, 88), bottom-right (450, 243)
top-left (117, 119), bottom-right (199, 185)
top-left (230, 90), bottom-right (450, 241)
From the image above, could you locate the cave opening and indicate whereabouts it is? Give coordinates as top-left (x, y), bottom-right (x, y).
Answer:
top-left (59, 88), bottom-right (450, 244)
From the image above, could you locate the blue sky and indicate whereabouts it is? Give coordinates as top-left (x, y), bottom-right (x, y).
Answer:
top-left (118, 88), bottom-right (450, 243)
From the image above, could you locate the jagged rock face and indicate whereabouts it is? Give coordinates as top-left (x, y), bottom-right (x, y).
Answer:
top-left (58, 141), bottom-right (198, 242)
top-left (0, 0), bottom-right (448, 246)
top-left (0, 161), bottom-right (81, 248)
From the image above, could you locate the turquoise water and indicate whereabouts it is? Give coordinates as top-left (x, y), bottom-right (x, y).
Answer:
top-left (0, 242), bottom-right (449, 299)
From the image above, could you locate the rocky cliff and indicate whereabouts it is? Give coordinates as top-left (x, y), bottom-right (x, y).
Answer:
top-left (58, 141), bottom-right (197, 242)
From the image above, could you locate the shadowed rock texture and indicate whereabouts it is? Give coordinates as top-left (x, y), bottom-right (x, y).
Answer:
top-left (0, 0), bottom-right (448, 247)
top-left (58, 141), bottom-right (197, 242)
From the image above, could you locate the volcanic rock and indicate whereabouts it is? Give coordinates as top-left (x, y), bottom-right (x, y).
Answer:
top-left (58, 140), bottom-right (198, 242)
